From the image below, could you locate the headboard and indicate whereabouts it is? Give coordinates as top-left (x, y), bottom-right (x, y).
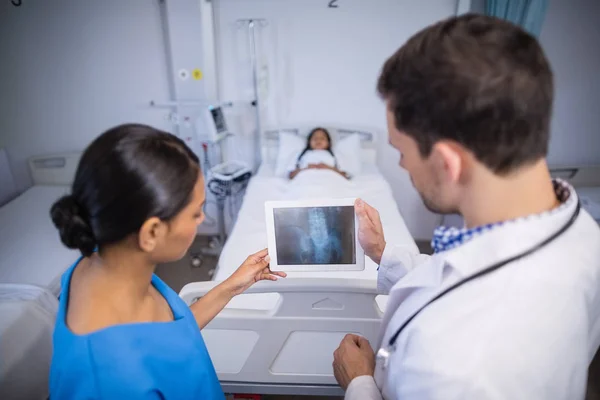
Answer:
top-left (261, 124), bottom-right (382, 166)
top-left (28, 152), bottom-right (81, 186)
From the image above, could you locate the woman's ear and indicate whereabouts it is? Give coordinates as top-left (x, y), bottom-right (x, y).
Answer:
top-left (138, 217), bottom-right (166, 253)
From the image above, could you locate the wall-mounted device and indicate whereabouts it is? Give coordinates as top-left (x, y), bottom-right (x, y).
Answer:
top-left (195, 105), bottom-right (229, 143)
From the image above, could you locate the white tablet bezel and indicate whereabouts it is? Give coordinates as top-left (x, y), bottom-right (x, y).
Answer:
top-left (265, 197), bottom-right (365, 272)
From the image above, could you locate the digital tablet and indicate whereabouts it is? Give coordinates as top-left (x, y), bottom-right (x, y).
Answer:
top-left (265, 198), bottom-right (365, 272)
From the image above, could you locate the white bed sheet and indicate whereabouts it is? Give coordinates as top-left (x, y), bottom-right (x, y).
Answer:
top-left (216, 165), bottom-right (417, 309)
top-left (0, 185), bottom-right (79, 295)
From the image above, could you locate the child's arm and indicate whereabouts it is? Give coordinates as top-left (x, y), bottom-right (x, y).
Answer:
top-left (317, 163), bottom-right (350, 179)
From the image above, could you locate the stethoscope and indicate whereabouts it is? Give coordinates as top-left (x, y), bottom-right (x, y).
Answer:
top-left (376, 200), bottom-right (582, 371)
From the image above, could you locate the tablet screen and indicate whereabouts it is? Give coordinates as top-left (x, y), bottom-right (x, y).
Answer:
top-left (273, 206), bottom-right (356, 265)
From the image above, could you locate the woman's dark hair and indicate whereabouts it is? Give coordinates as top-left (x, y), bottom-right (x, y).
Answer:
top-left (50, 124), bottom-right (201, 257)
top-left (296, 127), bottom-right (336, 168)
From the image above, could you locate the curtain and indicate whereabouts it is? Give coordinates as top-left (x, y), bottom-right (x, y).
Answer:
top-left (485, 0), bottom-right (549, 37)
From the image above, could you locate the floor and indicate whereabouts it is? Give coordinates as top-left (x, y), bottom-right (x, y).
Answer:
top-left (261, 397), bottom-right (341, 400)
top-left (156, 237), bottom-right (599, 399)
top-left (155, 235), bottom-right (218, 293)
top-left (224, 397), bottom-right (341, 400)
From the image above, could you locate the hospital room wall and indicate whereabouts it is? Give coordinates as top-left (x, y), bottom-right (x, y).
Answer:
top-left (0, 0), bottom-right (598, 239)
top-left (0, 0), bottom-right (174, 193)
top-left (215, 0), bottom-right (459, 240)
top-left (215, 0), bottom-right (600, 239)
top-left (539, 0), bottom-right (600, 165)
top-left (470, 0), bottom-right (600, 166)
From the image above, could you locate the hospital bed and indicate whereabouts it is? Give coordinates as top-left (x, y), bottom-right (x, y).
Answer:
top-left (0, 152), bottom-right (80, 400)
top-left (180, 125), bottom-right (419, 396)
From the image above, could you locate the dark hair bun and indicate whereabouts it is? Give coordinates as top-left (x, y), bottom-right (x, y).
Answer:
top-left (53, 124), bottom-right (200, 256)
top-left (50, 195), bottom-right (97, 257)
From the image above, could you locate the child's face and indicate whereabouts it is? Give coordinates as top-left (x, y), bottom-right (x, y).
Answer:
top-left (310, 130), bottom-right (330, 150)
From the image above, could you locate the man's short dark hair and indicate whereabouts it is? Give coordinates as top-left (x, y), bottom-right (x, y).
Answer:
top-left (377, 14), bottom-right (553, 174)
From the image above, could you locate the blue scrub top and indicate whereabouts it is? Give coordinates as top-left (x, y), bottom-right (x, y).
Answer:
top-left (50, 259), bottom-right (225, 399)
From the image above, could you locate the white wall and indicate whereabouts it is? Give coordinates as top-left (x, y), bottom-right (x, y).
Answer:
top-left (0, 149), bottom-right (17, 206)
top-left (541, 0), bottom-right (600, 166)
top-left (0, 0), bottom-right (173, 192)
top-left (1, 0), bottom-right (597, 240)
top-left (215, 0), bottom-right (458, 239)
top-left (216, 0), bottom-right (600, 238)
top-left (443, 0), bottom-right (600, 229)
top-left (470, 0), bottom-right (600, 167)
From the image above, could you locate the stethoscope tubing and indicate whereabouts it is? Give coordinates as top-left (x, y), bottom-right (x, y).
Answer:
top-left (383, 200), bottom-right (581, 354)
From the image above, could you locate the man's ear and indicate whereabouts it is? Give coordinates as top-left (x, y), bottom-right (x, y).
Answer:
top-left (431, 141), bottom-right (464, 184)
top-left (138, 217), bottom-right (166, 253)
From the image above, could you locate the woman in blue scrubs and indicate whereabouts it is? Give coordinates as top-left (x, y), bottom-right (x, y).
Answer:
top-left (48, 124), bottom-right (285, 399)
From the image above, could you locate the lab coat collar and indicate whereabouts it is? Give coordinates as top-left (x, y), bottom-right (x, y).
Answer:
top-left (442, 184), bottom-right (579, 279)
top-left (386, 182), bottom-right (578, 295)
top-left (377, 183), bottom-right (580, 352)
top-left (385, 180), bottom-right (579, 294)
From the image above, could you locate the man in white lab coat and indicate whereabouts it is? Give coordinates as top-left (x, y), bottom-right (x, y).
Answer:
top-left (332, 13), bottom-right (600, 400)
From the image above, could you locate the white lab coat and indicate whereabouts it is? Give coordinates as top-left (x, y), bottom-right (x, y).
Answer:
top-left (346, 190), bottom-right (600, 399)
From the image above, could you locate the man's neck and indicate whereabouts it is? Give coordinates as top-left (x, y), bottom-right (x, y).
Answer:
top-left (459, 160), bottom-right (558, 229)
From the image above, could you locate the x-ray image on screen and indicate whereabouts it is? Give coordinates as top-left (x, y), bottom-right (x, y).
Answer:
top-left (273, 206), bottom-right (356, 265)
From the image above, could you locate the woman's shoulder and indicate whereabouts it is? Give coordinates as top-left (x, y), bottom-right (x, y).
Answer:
top-left (61, 258), bottom-right (122, 335)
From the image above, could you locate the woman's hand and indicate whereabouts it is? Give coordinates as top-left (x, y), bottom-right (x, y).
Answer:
top-left (190, 249), bottom-right (285, 329)
top-left (223, 249), bottom-right (287, 296)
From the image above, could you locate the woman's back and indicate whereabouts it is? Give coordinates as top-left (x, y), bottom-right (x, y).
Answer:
top-left (51, 259), bottom-right (224, 399)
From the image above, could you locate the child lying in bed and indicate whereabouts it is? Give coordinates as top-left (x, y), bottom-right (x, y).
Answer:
top-left (288, 127), bottom-right (350, 180)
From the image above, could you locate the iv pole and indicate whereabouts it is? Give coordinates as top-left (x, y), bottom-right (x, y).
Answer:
top-left (237, 18), bottom-right (268, 172)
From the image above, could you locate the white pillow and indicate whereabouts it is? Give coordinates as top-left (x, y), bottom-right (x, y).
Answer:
top-left (274, 132), bottom-right (305, 177)
top-left (334, 134), bottom-right (362, 177)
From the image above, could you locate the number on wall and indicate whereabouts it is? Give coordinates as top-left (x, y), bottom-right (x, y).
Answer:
top-left (11, 0), bottom-right (22, 6)
top-left (328, 0), bottom-right (339, 8)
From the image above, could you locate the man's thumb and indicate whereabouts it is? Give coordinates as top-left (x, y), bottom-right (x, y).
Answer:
top-left (355, 201), bottom-right (368, 220)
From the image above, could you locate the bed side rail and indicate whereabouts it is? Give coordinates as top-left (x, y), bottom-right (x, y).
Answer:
top-left (180, 278), bottom-right (383, 387)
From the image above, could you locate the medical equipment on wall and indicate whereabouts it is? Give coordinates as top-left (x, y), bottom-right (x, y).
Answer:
top-left (376, 200), bottom-right (582, 370)
top-left (149, 99), bottom-right (235, 162)
top-left (237, 18), bottom-right (268, 172)
top-left (150, 99), bottom-right (251, 254)
top-left (194, 105), bottom-right (229, 143)
top-left (194, 103), bottom-right (252, 249)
